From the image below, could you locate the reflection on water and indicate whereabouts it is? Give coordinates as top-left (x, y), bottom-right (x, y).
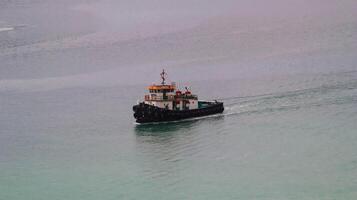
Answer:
top-left (135, 120), bottom-right (197, 136)
top-left (134, 115), bottom-right (225, 137)
top-left (134, 115), bottom-right (225, 155)
top-left (133, 115), bottom-right (226, 184)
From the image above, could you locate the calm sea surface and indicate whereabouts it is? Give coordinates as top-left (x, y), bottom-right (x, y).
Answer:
top-left (1, 1), bottom-right (357, 199)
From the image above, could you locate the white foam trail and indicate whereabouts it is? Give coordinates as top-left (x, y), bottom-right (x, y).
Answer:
top-left (0, 27), bottom-right (14, 32)
top-left (0, 31), bottom-right (128, 57)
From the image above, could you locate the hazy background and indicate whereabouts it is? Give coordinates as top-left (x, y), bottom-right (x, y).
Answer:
top-left (1, 0), bottom-right (356, 91)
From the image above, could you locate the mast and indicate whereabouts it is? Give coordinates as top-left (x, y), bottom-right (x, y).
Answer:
top-left (160, 69), bottom-right (167, 85)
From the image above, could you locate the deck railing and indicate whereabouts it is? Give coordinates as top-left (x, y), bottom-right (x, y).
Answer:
top-left (145, 94), bottom-right (197, 101)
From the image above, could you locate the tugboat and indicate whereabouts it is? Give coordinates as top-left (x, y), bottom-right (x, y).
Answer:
top-left (133, 70), bottom-right (224, 124)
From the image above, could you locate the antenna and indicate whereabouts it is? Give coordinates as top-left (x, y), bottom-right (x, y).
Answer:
top-left (160, 69), bottom-right (167, 85)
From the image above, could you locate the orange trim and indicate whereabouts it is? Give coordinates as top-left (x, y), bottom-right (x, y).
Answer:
top-left (148, 85), bottom-right (176, 90)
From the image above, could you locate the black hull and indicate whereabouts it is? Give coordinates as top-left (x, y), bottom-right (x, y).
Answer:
top-left (133, 101), bottom-right (224, 124)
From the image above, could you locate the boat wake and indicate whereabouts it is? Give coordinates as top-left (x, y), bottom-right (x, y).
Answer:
top-left (222, 77), bottom-right (357, 118)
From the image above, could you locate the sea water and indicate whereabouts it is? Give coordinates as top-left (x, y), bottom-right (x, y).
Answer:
top-left (1, 1), bottom-right (357, 199)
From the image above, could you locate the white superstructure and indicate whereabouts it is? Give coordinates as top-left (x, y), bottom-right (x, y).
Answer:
top-left (143, 70), bottom-right (198, 110)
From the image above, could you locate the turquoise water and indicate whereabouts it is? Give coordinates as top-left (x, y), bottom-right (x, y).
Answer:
top-left (1, 1), bottom-right (357, 199)
top-left (1, 72), bottom-right (357, 199)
